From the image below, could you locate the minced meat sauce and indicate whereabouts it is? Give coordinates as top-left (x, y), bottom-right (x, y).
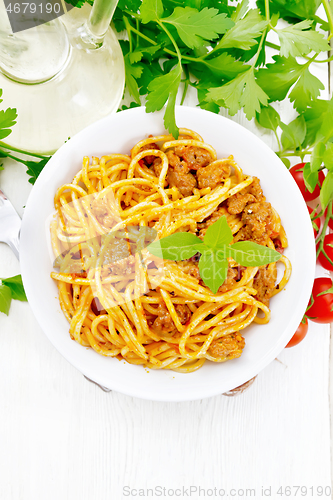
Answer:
top-left (140, 141), bottom-right (232, 195)
top-left (208, 333), bottom-right (245, 361)
top-left (150, 303), bottom-right (191, 335)
top-left (139, 141), bottom-right (282, 334)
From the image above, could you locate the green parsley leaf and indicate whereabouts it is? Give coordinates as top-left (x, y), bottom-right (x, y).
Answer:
top-left (140, 0), bottom-right (164, 23)
top-left (118, 102), bottom-right (141, 112)
top-left (0, 145), bottom-right (50, 184)
top-left (129, 52), bottom-right (144, 65)
top-left (146, 65), bottom-right (181, 111)
top-left (162, 7), bottom-right (234, 50)
top-left (146, 232), bottom-right (204, 261)
top-left (255, 104), bottom-right (280, 132)
top-left (114, 0), bottom-right (142, 31)
top-left (0, 106), bottom-right (17, 141)
top-left (65, 0), bottom-right (86, 7)
top-left (118, 0), bottom-right (141, 10)
top-left (258, 54), bottom-right (322, 112)
top-left (0, 284), bottom-right (12, 315)
top-left (323, 143), bottom-right (333, 170)
top-left (138, 63), bottom-right (164, 96)
top-left (25, 157), bottom-right (50, 185)
top-left (277, 20), bottom-right (330, 58)
top-left (280, 121), bottom-right (296, 150)
top-left (320, 170), bottom-right (333, 210)
top-left (199, 250), bottom-right (228, 294)
top-left (256, 56), bottom-right (302, 102)
top-left (198, 101), bottom-right (220, 114)
top-left (201, 53), bottom-right (250, 80)
top-left (216, 9), bottom-right (267, 51)
top-left (280, 158), bottom-right (291, 169)
top-left (270, 12), bottom-right (279, 28)
top-left (203, 215), bottom-right (232, 248)
top-left (1, 275), bottom-right (27, 301)
top-left (207, 69), bottom-right (268, 120)
top-left (303, 99), bottom-right (330, 148)
top-left (228, 242), bottom-right (280, 266)
top-left (124, 54), bottom-right (143, 104)
top-left (231, 0), bottom-right (249, 22)
top-left (257, 0), bottom-right (322, 21)
top-left (310, 141), bottom-right (325, 173)
top-left (283, 0), bottom-right (321, 19)
top-left (207, 77), bottom-right (243, 116)
top-left (314, 98), bottom-right (333, 144)
top-left (113, 1), bottom-right (332, 143)
top-left (146, 63), bottom-right (182, 138)
top-left (280, 115), bottom-right (306, 150)
top-left (197, 87), bottom-right (220, 114)
top-left (129, 46), bottom-right (161, 65)
top-left (303, 162), bottom-right (318, 193)
top-left (288, 68), bottom-right (324, 112)
top-left (163, 83), bottom-right (179, 139)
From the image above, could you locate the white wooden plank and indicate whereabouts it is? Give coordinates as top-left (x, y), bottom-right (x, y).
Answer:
top-left (326, 0), bottom-right (333, 397)
top-left (0, 306), bottom-right (330, 499)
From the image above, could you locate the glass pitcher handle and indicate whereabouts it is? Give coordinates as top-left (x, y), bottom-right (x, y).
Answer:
top-left (76, 0), bottom-right (120, 49)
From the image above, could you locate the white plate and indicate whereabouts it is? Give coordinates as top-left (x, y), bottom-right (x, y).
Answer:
top-left (20, 106), bottom-right (315, 401)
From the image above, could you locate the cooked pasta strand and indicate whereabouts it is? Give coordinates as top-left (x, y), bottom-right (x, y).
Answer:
top-left (51, 130), bottom-right (291, 372)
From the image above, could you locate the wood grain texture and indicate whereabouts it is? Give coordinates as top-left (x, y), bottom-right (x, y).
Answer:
top-left (0, 304), bottom-right (330, 499)
top-left (0, 116), bottom-right (331, 499)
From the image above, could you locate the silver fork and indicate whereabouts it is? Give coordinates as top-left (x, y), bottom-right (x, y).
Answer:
top-left (0, 188), bottom-right (21, 259)
top-left (0, 188), bottom-right (111, 392)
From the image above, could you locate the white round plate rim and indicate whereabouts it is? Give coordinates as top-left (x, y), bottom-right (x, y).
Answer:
top-left (20, 106), bottom-right (315, 402)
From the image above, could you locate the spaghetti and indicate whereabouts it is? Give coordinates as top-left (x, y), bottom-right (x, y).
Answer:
top-left (50, 129), bottom-right (291, 373)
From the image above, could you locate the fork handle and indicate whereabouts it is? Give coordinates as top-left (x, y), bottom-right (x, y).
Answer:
top-left (6, 233), bottom-right (20, 260)
top-left (0, 189), bottom-right (21, 260)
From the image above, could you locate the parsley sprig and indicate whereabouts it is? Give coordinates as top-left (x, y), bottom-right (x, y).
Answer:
top-left (0, 275), bottom-right (27, 316)
top-left (108, 0), bottom-right (333, 137)
top-left (147, 216), bottom-right (280, 294)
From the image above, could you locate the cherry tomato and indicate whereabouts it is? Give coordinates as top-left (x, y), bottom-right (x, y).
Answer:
top-left (317, 234), bottom-right (333, 271)
top-left (307, 206), bottom-right (321, 238)
top-left (289, 163), bottom-right (325, 202)
top-left (285, 319), bottom-right (308, 348)
top-left (307, 277), bottom-right (333, 323)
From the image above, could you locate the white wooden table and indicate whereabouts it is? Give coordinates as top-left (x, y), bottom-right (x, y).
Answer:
top-left (0, 13), bottom-right (332, 500)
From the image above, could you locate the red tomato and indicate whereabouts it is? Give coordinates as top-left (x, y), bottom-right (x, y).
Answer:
top-left (289, 163), bottom-right (325, 201)
top-left (289, 163), bottom-right (325, 202)
top-left (307, 206), bottom-right (321, 238)
top-left (285, 319), bottom-right (308, 348)
top-left (317, 234), bottom-right (333, 271)
top-left (307, 277), bottom-right (333, 323)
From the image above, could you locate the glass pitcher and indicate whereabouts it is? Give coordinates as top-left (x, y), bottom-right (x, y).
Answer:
top-left (0, 0), bottom-right (125, 153)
